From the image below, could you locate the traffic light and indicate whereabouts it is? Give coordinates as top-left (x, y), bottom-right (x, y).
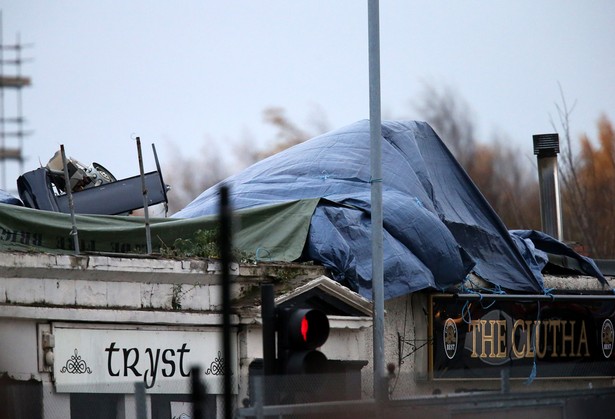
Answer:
top-left (276, 307), bottom-right (330, 375)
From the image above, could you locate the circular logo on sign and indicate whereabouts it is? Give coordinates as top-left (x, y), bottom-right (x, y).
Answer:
top-left (444, 318), bottom-right (458, 360)
top-left (602, 319), bottom-right (614, 358)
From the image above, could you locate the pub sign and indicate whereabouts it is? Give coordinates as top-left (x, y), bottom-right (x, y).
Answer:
top-left (52, 323), bottom-right (237, 394)
top-left (430, 295), bottom-right (615, 380)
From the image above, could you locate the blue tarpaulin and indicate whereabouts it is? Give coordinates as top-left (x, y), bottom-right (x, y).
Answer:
top-left (0, 190), bottom-right (22, 206)
top-left (510, 229), bottom-right (607, 286)
top-left (174, 120), bottom-right (550, 299)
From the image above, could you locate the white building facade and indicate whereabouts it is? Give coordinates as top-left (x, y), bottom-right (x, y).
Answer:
top-left (2, 251), bottom-right (614, 419)
top-left (0, 252), bottom-right (372, 419)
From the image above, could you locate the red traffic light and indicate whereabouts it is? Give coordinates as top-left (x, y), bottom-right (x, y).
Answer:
top-left (276, 307), bottom-right (330, 375)
top-left (286, 308), bottom-right (329, 350)
top-left (301, 316), bottom-right (308, 342)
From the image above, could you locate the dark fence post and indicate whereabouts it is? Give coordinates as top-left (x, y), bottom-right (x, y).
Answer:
top-left (191, 366), bottom-right (205, 419)
top-left (219, 184), bottom-right (233, 418)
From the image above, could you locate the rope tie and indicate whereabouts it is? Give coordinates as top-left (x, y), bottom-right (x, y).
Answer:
top-left (255, 247), bottom-right (271, 262)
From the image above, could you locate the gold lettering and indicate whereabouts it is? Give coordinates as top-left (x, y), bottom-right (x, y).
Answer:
top-left (470, 319), bottom-right (507, 359)
top-left (577, 321), bottom-right (590, 356)
top-left (463, 315), bottom-right (590, 364)
top-left (561, 320), bottom-right (575, 357)
top-left (524, 320), bottom-right (535, 358)
top-left (469, 320), bottom-right (480, 358)
top-left (480, 320), bottom-right (497, 358)
top-left (535, 320), bottom-right (548, 358)
top-left (512, 319), bottom-right (525, 358)
top-left (495, 320), bottom-right (507, 358)
top-left (549, 320), bottom-right (561, 357)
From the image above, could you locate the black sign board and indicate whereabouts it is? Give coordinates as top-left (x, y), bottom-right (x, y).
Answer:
top-left (430, 295), bottom-right (615, 380)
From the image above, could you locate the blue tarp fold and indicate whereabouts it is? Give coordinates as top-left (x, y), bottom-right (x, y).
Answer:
top-left (510, 229), bottom-right (607, 286)
top-left (174, 120), bottom-right (555, 298)
top-left (0, 190), bottom-right (22, 206)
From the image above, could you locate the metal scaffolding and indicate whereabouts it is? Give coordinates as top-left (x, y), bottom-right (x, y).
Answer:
top-left (0, 12), bottom-right (31, 191)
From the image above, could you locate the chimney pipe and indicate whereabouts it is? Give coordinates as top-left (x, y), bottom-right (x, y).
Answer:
top-left (533, 133), bottom-right (563, 240)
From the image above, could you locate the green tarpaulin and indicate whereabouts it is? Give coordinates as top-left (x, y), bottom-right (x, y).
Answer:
top-left (0, 199), bottom-right (319, 261)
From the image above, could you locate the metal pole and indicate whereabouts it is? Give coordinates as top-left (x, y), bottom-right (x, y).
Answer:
top-left (134, 382), bottom-right (147, 419)
top-left (191, 366), bottom-right (204, 419)
top-left (16, 32), bottom-right (24, 178)
top-left (135, 137), bottom-right (152, 254)
top-left (261, 284), bottom-right (276, 376)
top-left (0, 12), bottom-right (5, 190)
top-left (454, 293), bottom-right (615, 301)
top-left (151, 143), bottom-right (169, 217)
top-left (61, 144), bottom-right (80, 255)
top-left (261, 283), bottom-right (276, 405)
top-left (368, 0), bottom-right (386, 402)
top-left (252, 375), bottom-right (264, 419)
top-left (219, 184), bottom-right (233, 418)
top-left (500, 368), bottom-right (510, 394)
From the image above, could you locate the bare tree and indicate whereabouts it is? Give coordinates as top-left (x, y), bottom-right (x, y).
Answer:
top-left (559, 112), bottom-right (615, 257)
top-left (415, 84), bottom-right (478, 171)
top-left (240, 106), bottom-right (331, 164)
top-left (164, 106), bottom-right (330, 214)
top-left (551, 87), bottom-right (600, 255)
top-left (164, 139), bottom-right (231, 214)
top-left (472, 139), bottom-right (540, 229)
top-left (582, 116), bottom-right (615, 257)
top-left (414, 84), bottom-right (540, 230)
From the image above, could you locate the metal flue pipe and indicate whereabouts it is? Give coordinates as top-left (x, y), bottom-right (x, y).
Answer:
top-left (533, 133), bottom-right (563, 240)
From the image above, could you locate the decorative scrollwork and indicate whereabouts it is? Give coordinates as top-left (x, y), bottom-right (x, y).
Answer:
top-left (60, 349), bottom-right (92, 374)
top-left (205, 351), bottom-right (231, 376)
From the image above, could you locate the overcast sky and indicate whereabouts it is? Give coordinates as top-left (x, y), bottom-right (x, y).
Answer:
top-left (2, 1), bottom-right (614, 193)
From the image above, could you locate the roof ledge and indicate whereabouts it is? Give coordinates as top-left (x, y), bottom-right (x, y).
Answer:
top-left (275, 275), bottom-right (372, 316)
